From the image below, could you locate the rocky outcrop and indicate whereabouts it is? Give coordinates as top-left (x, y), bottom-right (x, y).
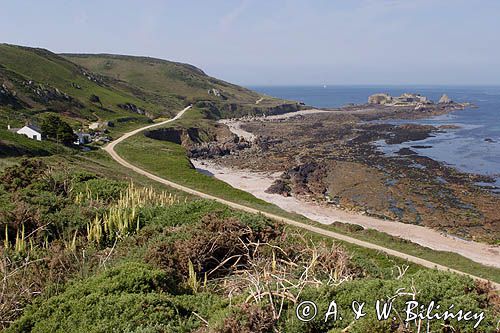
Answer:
top-left (438, 94), bottom-right (452, 104)
top-left (0, 83), bottom-right (25, 109)
top-left (208, 88), bottom-right (228, 100)
top-left (265, 103), bottom-right (304, 116)
top-left (265, 179), bottom-right (291, 196)
top-left (145, 127), bottom-right (202, 146)
top-left (368, 93), bottom-right (393, 105)
top-left (80, 69), bottom-right (105, 85)
top-left (21, 80), bottom-right (82, 107)
top-left (189, 137), bottom-right (251, 159)
top-left (194, 100), bottom-right (303, 120)
top-left (266, 162), bottom-right (328, 198)
top-left (368, 93), bottom-right (431, 106)
top-left (117, 102), bottom-right (152, 118)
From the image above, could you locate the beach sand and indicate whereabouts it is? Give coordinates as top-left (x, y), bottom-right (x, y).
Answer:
top-left (192, 159), bottom-right (500, 268)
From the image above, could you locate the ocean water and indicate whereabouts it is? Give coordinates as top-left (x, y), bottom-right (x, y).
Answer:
top-left (250, 85), bottom-right (500, 186)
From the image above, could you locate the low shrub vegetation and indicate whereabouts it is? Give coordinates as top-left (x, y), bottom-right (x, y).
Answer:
top-left (1, 159), bottom-right (499, 332)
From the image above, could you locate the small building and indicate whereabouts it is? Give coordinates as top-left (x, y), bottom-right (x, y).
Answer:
top-left (8, 124), bottom-right (42, 141)
top-left (74, 132), bottom-right (91, 145)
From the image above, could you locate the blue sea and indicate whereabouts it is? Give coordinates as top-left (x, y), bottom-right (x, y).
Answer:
top-left (250, 86), bottom-right (500, 186)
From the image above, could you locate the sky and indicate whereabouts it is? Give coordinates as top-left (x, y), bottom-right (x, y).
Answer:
top-left (1, 0), bottom-right (500, 86)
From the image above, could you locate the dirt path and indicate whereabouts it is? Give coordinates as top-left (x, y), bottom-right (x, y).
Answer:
top-left (218, 109), bottom-right (337, 142)
top-left (104, 106), bottom-right (499, 289)
top-left (192, 160), bottom-right (500, 269)
top-left (219, 119), bottom-right (256, 142)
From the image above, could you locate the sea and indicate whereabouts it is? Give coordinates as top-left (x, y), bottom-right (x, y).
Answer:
top-left (250, 85), bottom-right (500, 188)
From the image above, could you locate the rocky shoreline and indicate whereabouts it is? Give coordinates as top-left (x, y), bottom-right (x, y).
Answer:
top-left (191, 159), bottom-right (500, 268)
top-left (189, 102), bottom-right (499, 244)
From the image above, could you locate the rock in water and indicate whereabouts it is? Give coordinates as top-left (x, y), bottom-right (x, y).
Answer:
top-left (368, 93), bottom-right (393, 105)
top-left (439, 94), bottom-right (452, 104)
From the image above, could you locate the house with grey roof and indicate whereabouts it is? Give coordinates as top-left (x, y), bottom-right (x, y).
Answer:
top-left (8, 124), bottom-right (42, 141)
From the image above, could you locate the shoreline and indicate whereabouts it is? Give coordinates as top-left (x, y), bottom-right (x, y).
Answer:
top-left (192, 159), bottom-right (500, 269)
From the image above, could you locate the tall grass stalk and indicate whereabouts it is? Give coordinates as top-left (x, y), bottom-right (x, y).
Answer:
top-left (14, 224), bottom-right (26, 254)
top-left (86, 183), bottom-right (179, 244)
top-left (4, 225), bottom-right (9, 249)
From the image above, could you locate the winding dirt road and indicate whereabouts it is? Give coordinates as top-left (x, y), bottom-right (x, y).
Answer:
top-left (104, 106), bottom-right (499, 289)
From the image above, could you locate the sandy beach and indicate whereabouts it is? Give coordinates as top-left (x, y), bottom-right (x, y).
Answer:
top-left (192, 159), bottom-right (500, 268)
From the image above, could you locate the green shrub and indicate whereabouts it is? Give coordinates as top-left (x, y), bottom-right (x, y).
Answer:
top-left (71, 178), bottom-right (127, 203)
top-left (147, 200), bottom-right (231, 227)
top-left (281, 270), bottom-right (497, 333)
top-left (7, 262), bottom-right (194, 333)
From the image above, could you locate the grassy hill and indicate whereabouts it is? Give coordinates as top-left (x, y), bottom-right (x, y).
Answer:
top-left (0, 129), bottom-right (73, 158)
top-left (0, 44), bottom-right (300, 160)
top-left (63, 53), bottom-right (261, 105)
top-left (64, 53), bottom-right (300, 118)
top-left (0, 44), bottom-right (166, 130)
top-left (1, 44), bottom-right (300, 156)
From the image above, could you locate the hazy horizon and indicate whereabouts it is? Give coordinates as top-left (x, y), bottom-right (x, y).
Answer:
top-left (1, 0), bottom-right (500, 86)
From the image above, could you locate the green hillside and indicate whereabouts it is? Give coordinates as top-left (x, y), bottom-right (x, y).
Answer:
top-left (1, 44), bottom-right (300, 155)
top-left (0, 44), bottom-right (301, 159)
top-left (0, 44), bottom-right (168, 130)
top-left (64, 54), bottom-right (259, 104)
top-left (64, 53), bottom-right (300, 118)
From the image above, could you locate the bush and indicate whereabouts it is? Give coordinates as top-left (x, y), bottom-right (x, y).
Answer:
top-left (71, 178), bottom-right (127, 203)
top-left (281, 270), bottom-right (498, 332)
top-left (145, 212), bottom-right (282, 282)
top-left (6, 262), bottom-right (194, 333)
top-left (0, 159), bottom-right (46, 191)
top-left (40, 115), bottom-right (77, 146)
top-left (197, 304), bottom-right (276, 333)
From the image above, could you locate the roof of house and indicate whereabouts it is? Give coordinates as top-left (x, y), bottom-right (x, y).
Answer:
top-left (24, 124), bottom-right (42, 133)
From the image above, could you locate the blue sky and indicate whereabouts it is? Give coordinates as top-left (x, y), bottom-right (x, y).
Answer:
top-left (1, 0), bottom-right (499, 85)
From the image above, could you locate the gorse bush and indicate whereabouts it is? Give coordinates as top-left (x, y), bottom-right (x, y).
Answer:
top-left (0, 159), bottom-right (180, 327)
top-left (6, 262), bottom-right (213, 333)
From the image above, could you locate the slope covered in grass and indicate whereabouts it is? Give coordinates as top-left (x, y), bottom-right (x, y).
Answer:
top-left (64, 53), bottom-right (262, 104)
top-left (0, 44), bottom-right (167, 130)
top-left (1, 43), bottom-right (301, 150)
top-left (64, 53), bottom-right (301, 118)
top-left (0, 128), bottom-right (73, 157)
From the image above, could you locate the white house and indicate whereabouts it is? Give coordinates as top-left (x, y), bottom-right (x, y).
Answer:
top-left (9, 125), bottom-right (42, 141)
